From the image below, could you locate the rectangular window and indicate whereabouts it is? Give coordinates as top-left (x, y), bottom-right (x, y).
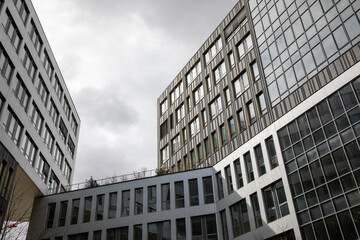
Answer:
top-left (257, 92), bottom-right (267, 116)
top-left (201, 109), bottom-right (207, 127)
top-left (30, 103), bottom-right (43, 133)
top-left (14, 0), bottom-right (29, 23)
top-left (206, 76), bottom-right (212, 92)
top-left (148, 185), bottom-right (156, 212)
top-left (70, 114), bottom-right (78, 135)
top-left (205, 37), bottom-right (223, 64)
top-left (47, 171), bottom-right (59, 194)
top-left (161, 145), bottom-right (169, 163)
top-left (20, 133), bottom-right (37, 165)
top-left (121, 190), bottom-right (130, 216)
top-left (216, 171), bottom-right (224, 200)
top-left (191, 214), bottom-right (217, 239)
top-left (3, 108), bottom-right (23, 145)
top-left (54, 77), bottom-right (63, 101)
top-left (182, 127), bottom-right (187, 144)
top-left (247, 100), bottom-right (256, 124)
top-left (42, 51), bottom-right (54, 78)
top-left (225, 165), bottom-right (233, 194)
top-left (262, 180), bottom-right (289, 222)
top-left (37, 76), bottom-right (49, 105)
top-left (96, 194), bottom-right (104, 220)
top-left (176, 218), bottom-right (186, 240)
top-left (71, 199), bottom-right (80, 225)
top-left (228, 117), bottom-right (236, 139)
top-left (234, 159), bottom-right (243, 189)
top-left (186, 61), bottom-right (201, 85)
top-left (244, 152), bottom-right (254, 182)
top-left (203, 176), bottom-right (214, 204)
top-left (175, 181), bottom-right (184, 208)
top-left (22, 47), bottom-right (36, 80)
top-left (212, 131), bottom-right (219, 152)
top-left (14, 77), bottom-right (30, 112)
top-left (190, 117), bottom-right (200, 137)
top-left (58, 201), bottom-right (68, 226)
top-left (237, 109), bottom-right (246, 132)
top-left (189, 179), bottom-right (199, 206)
top-left (0, 45), bottom-right (14, 84)
top-left (160, 99), bottom-right (168, 115)
top-left (220, 210), bottom-right (229, 240)
top-left (228, 51), bottom-right (235, 69)
top-left (67, 136), bottom-right (74, 158)
top-left (176, 104), bottom-right (185, 122)
top-left (214, 62), bottom-right (226, 83)
top-left (83, 196), bottom-right (92, 223)
top-left (48, 99), bottom-right (59, 124)
top-left (148, 221), bottom-right (171, 240)
top-left (224, 88), bottom-right (231, 107)
top-left (171, 135), bottom-right (181, 154)
top-left (230, 199), bottom-right (250, 237)
top-left (93, 230), bottom-right (102, 240)
top-left (5, 11), bottom-right (22, 51)
top-left (63, 97), bottom-right (71, 120)
top-left (238, 34), bottom-right (253, 59)
top-left (209, 96), bottom-right (223, 119)
top-left (251, 61), bottom-right (260, 81)
top-left (232, 71), bottom-right (249, 97)
top-left (220, 125), bottom-right (227, 146)
top-left (171, 81), bottom-right (184, 103)
top-left (108, 192), bottom-right (117, 218)
top-left (250, 193), bottom-right (262, 228)
top-left (63, 161), bottom-right (71, 183)
top-left (266, 136), bottom-right (279, 169)
top-left (161, 183), bottom-right (170, 210)
top-left (42, 125), bottom-right (54, 153)
top-left (190, 150), bottom-right (196, 169)
top-left (46, 203), bottom-right (56, 228)
top-left (29, 21), bottom-right (42, 54)
top-left (107, 227), bottom-right (128, 240)
top-left (134, 225), bottom-right (142, 240)
top-left (197, 144), bottom-right (203, 164)
top-left (36, 154), bottom-right (49, 183)
top-left (254, 144), bottom-right (266, 176)
top-left (134, 188), bottom-right (143, 215)
top-left (204, 137), bottom-right (210, 159)
top-left (193, 84), bottom-right (204, 104)
top-left (53, 144), bottom-right (64, 167)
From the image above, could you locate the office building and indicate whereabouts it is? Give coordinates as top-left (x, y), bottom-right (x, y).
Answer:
top-left (27, 0), bottom-right (360, 239)
top-left (0, 0), bottom-right (80, 229)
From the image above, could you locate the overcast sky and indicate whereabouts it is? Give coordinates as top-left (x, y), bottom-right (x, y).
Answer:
top-left (30, 0), bottom-right (238, 183)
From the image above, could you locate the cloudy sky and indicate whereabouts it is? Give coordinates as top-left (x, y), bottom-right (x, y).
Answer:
top-left (30, 0), bottom-right (238, 183)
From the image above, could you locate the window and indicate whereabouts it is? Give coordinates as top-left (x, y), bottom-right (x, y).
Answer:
top-left (42, 51), bottom-right (54, 78)
top-left (182, 127), bottom-right (187, 144)
top-left (70, 114), bottom-right (78, 135)
top-left (148, 221), bottom-right (171, 240)
top-left (93, 231), bottom-right (102, 240)
top-left (21, 133), bottom-right (37, 165)
top-left (251, 193), bottom-right (262, 228)
top-left (68, 233), bottom-right (89, 240)
top-left (233, 71), bottom-right (249, 98)
top-left (63, 161), bottom-right (71, 183)
top-left (160, 99), bottom-right (168, 115)
top-left (176, 218), bottom-right (186, 240)
top-left (220, 210), bottom-right (229, 240)
top-left (53, 76), bottom-right (63, 101)
top-left (58, 201), bottom-right (68, 226)
top-left (108, 192), bottom-right (117, 218)
top-left (22, 47), bottom-right (36, 80)
top-left (257, 92), bottom-right (267, 115)
top-left (134, 188), bottom-right (143, 215)
top-left (161, 145), bottom-right (169, 163)
top-left (205, 37), bottom-right (223, 64)
top-left (214, 62), bottom-right (226, 83)
top-left (107, 227), bottom-right (128, 240)
top-left (225, 165), bottom-right (233, 194)
top-left (237, 34), bottom-right (253, 59)
top-left (46, 203), bottom-right (56, 228)
top-left (63, 97), bottom-right (71, 120)
top-left (71, 199), bottom-right (80, 225)
top-left (206, 76), bottom-right (212, 92)
top-left (187, 97), bottom-right (192, 112)
top-left (186, 62), bottom-right (201, 86)
top-left (216, 171), bottom-right (224, 200)
top-left (95, 194), bottom-right (104, 220)
top-left (30, 103), bottom-right (43, 133)
top-left (0, 45), bottom-right (14, 84)
top-left (134, 225), bottom-right (142, 240)
top-left (230, 199), bottom-right (250, 237)
top-left (251, 61), bottom-right (260, 81)
top-left (5, 11), bottom-right (22, 51)
top-left (189, 179), bottom-right (199, 206)
top-left (190, 117), bottom-right (200, 137)
top-left (228, 51), bottom-right (235, 69)
top-left (212, 131), bottom-right (219, 152)
top-left (53, 144), bottom-right (64, 167)
top-left (197, 144), bottom-right (203, 164)
top-left (67, 137), bottom-right (75, 158)
top-left (234, 159), bottom-right (243, 189)
top-left (160, 120), bottom-right (168, 139)
top-left (237, 109), bottom-right (246, 132)
top-left (209, 96), bottom-right (223, 119)
top-left (37, 76), bottom-right (49, 105)
top-left (171, 81), bottom-right (184, 103)
top-left (175, 181), bottom-right (184, 208)
top-left (204, 138), bottom-right (210, 159)
top-left (224, 88), bottom-right (231, 107)
top-left (148, 185), bottom-right (156, 212)
top-left (220, 125), bottom-right (227, 146)
top-left (262, 180), bottom-right (289, 222)
top-left (193, 84), bottom-right (204, 104)
top-left (14, 76), bottom-right (30, 110)
top-left (121, 190), bottom-right (130, 216)
top-left (228, 117), bottom-right (236, 139)
top-left (244, 152), bottom-right (254, 182)
top-left (47, 171), bottom-right (59, 193)
top-left (14, 0), bottom-right (29, 23)
top-left (176, 104), bottom-right (185, 122)
top-left (161, 183), bottom-right (170, 210)
top-left (254, 144), bottom-right (266, 176)
top-left (191, 214), bottom-right (217, 239)
top-left (48, 99), bottom-right (59, 124)
top-left (201, 109), bottom-right (207, 127)
top-left (266, 136), bottom-right (278, 169)
top-left (3, 108), bottom-right (23, 145)
top-left (36, 154), bottom-right (49, 183)
top-left (203, 176), bottom-right (214, 204)
top-left (29, 21), bottom-right (42, 54)
top-left (82, 196), bottom-right (92, 223)
top-left (42, 125), bottom-right (54, 153)
top-left (190, 150), bottom-right (196, 169)
top-left (247, 100), bottom-right (256, 124)
top-left (171, 135), bottom-right (181, 154)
